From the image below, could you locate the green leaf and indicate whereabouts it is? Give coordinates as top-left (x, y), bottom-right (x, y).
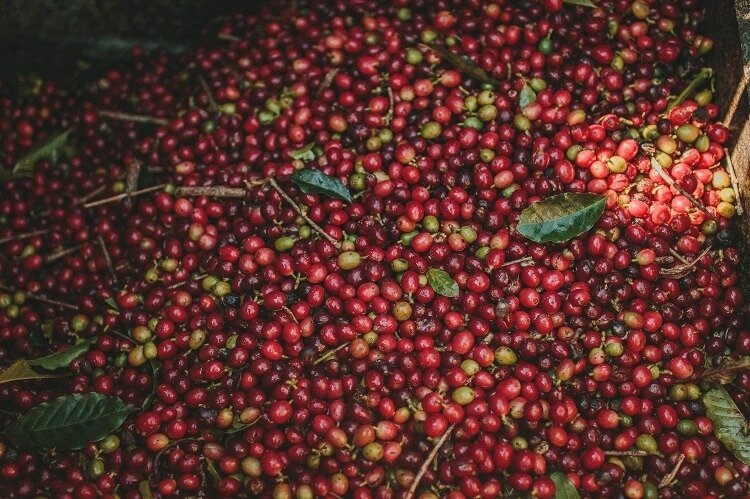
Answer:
top-left (519, 84), bottom-right (537, 109)
top-left (563, 0), bottom-right (596, 6)
top-left (703, 387), bottom-right (750, 465)
top-left (290, 143), bottom-right (317, 162)
top-left (104, 297), bottom-right (119, 310)
top-left (426, 268), bottom-right (459, 298)
top-left (141, 360), bottom-right (162, 410)
top-left (0, 360), bottom-right (57, 385)
top-left (138, 481), bottom-right (154, 499)
top-left (423, 43), bottom-right (500, 87)
top-left (5, 393), bottom-right (129, 451)
top-left (701, 356), bottom-right (750, 385)
top-left (205, 458), bottom-right (221, 484)
top-left (550, 471), bottom-right (581, 499)
top-left (13, 129), bottom-right (73, 177)
top-left (291, 169), bottom-right (352, 203)
top-left (28, 338), bottom-right (96, 371)
top-left (517, 193), bottom-right (606, 243)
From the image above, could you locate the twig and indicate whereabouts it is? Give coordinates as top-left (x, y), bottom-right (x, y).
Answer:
top-left (45, 245), bottom-right (83, 263)
top-left (724, 155), bottom-right (744, 215)
top-left (501, 256), bottom-right (534, 267)
top-left (661, 245), bottom-right (712, 279)
top-left (98, 236), bottom-right (118, 283)
top-left (604, 450), bottom-right (649, 457)
top-left (198, 75), bottom-right (219, 111)
top-left (668, 248), bottom-right (690, 265)
top-left (98, 110), bottom-right (170, 126)
top-left (176, 186), bottom-right (246, 198)
top-left (260, 179), bottom-right (341, 249)
top-left (0, 284), bottom-right (78, 310)
top-left (659, 453), bottom-right (685, 488)
top-left (313, 342), bottom-right (349, 365)
top-left (76, 184), bottom-right (106, 204)
top-left (0, 229), bottom-right (48, 245)
top-left (217, 32), bottom-right (242, 42)
top-left (406, 425), bottom-right (456, 499)
top-left (83, 184), bottom-right (166, 209)
top-left (650, 158), bottom-right (713, 218)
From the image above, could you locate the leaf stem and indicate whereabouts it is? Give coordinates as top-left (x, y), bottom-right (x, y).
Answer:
top-left (98, 110), bottom-right (170, 126)
top-left (667, 67), bottom-right (713, 112)
top-left (406, 424), bottom-right (456, 499)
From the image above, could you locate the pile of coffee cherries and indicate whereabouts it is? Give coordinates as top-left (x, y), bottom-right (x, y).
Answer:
top-left (0, 0), bottom-right (748, 497)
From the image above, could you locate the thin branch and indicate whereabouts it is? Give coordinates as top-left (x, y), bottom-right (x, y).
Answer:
top-left (501, 256), bottom-right (534, 267)
top-left (406, 424), bottom-right (456, 499)
top-left (667, 67), bottom-right (713, 112)
top-left (217, 32), bottom-right (242, 42)
top-left (0, 229), bottom-right (48, 245)
top-left (198, 75), bottom-right (219, 111)
top-left (314, 342), bottom-right (349, 365)
top-left (668, 248), bottom-right (690, 265)
top-left (604, 450), bottom-right (649, 457)
top-left (83, 184), bottom-right (166, 209)
top-left (76, 184), bottom-right (107, 204)
top-left (45, 245), bottom-right (83, 263)
top-left (98, 236), bottom-right (118, 283)
top-left (176, 186), bottom-right (246, 198)
top-left (0, 284), bottom-right (78, 310)
top-left (650, 158), bottom-right (713, 218)
top-left (98, 110), bottom-right (170, 126)
top-left (260, 179), bottom-right (341, 249)
top-left (659, 453), bottom-right (685, 488)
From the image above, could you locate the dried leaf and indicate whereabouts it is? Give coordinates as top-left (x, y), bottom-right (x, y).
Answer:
top-left (423, 43), bottom-right (500, 87)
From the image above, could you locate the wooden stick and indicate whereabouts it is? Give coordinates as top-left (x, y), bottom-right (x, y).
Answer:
top-left (83, 184), bottom-right (166, 209)
top-left (98, 110), bottom-right (170, 126)
top-left (406, 425), bottom-right (456, 499)
top-left (0, 284), bottom-right (78, 310)
top-left (659, 453), bottom-right (685, 488)
top-left (176, 186), bottom-right (246, 198)
top-left (261, 179), bottom-right (341, 249)
top-left (724, 154), bottom-right (744, 215)
top-left (723, 71), bottom-right (749, 127)
top-left (0, 229), bottom-right (48, 245)
top-left (45, 245), bottom-right (83, 263)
